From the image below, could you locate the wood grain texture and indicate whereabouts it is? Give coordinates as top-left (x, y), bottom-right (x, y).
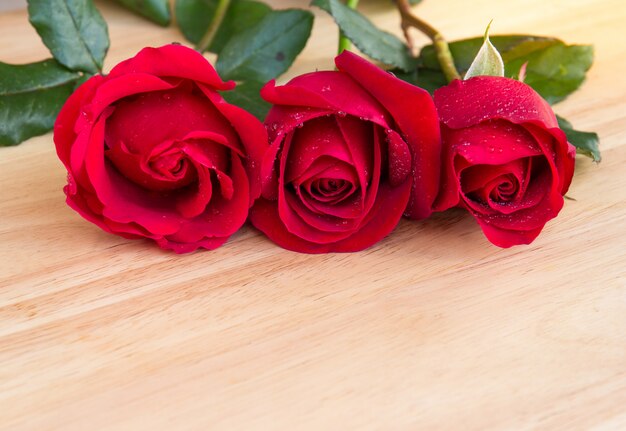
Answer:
top-left (1, 0), bottom-right (625, 429)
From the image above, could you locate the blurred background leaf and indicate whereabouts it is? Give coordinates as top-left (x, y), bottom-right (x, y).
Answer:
top-left (176, 0), bottom-right (270, 53)
top-left (112, 0), bottom-right (170, 26)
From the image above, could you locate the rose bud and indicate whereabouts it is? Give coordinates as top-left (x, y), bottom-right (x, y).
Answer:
top-left (54, 44), bottom-right (267, 253)
top-left (433, 76), bottom-right (576, 247)
top-left (249, 51), bottom-right (440, 253)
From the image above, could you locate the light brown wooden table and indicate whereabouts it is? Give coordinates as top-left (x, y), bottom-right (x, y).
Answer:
top-left (1, 0), bottom-right (625, 429)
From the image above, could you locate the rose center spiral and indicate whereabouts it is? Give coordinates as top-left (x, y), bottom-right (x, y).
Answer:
top-left (103, 83), bottom-right (231, 191)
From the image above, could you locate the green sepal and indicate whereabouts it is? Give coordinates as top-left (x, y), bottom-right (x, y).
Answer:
top-left (464, 22), bottom-right (505, 79)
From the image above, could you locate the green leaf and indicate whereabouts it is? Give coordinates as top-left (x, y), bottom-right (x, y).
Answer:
top-left (209, 1), bottom-right (270, 54)
top-left (505, 43), bottom-right (593, 104)
top-left (312, 0), bottom-right (415, 72)
top-left (0, 60), bottom-right (82, 146)
top-left (414, 67), bottom-right (447, 94)
top-left (464, 22), bottom-right (505, 79)
top-left (222, 80), bottom-right (271, 121)
top-left (419, 35), bottom-right (593, 103)
top-left (390, 67), bottom-right (446, 95)
top-left (216, 9), bottom-right (314, 82)
top-left (112, 0), bottom-right (171, 26)
top-left (557, 115), bottom-right (601, 162)
top-left (175, 0), bottom-right (215, 44)
top-left (176, 0), bottom-right (271, 54)
top-left (27, 0), bottom-right (109, 74)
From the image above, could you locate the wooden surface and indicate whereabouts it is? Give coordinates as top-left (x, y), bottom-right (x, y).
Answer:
top-left (1, 0), bottom-right (625, 429)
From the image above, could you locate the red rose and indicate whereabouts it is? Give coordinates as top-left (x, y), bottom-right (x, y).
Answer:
top-left (54, 45), bottom-right (267, 253)
top-left (433, 76), bottom-right (576, 247)
top-left (249, 51), bottom-right (440, 253)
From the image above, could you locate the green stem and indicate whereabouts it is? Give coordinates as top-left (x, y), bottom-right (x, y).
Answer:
top-left (197, 0), bottom-right (232, 52)
top-left (395, 0), bottom-right (461, 82)
top-left (338, 0), bottom-right (360, 54)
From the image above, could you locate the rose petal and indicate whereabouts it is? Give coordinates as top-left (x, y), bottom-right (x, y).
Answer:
top-left (107, 44), bottom-right (234, 91)
top-left (156, 236), bottom-right (229, 254)
top-left (524, 123), bottom-right (575, 195)
top-left (432, 125), bottom-right (461, 212)
top-left (261, 72), bottom-right (391, 129)
top-left (278, 182), bottom-right (359, 244)
top-left (460, 160), bottom-right (525, 194)
top-left (335, 116), bottom-right (375, 202)
top-left (70, 121), bottom-right (101, 195)
top-left (104, 83), bottom-right (238, 155)
top-left (54, 74), bottom-right (105, 169)
top-left (275, 121), bottom-right (360, 243)
top-left (386, 129), bottom-right (412, 186)
top-left (182, 135), bottom-right (232, 171)
top-left (284, 190), bottom-right (361, 235)
top-left (85, 115), bottom-right (182, 235)
top-left (260, 132), bottom-right (286, 200)
top-left (89, 73), bottom-right (175, 120)
top-left (335, 50), bottom-right (441, 220)
top-left (434, 76), bottom-right (558, 130)
top-left (174, 142), bottom-right (235, 219)
top-left (106, 139), bottom-right (197, 191)
top-left (169, 154), bottom-right (250, 239)
top-left (433, 119), bottom-right (545, 213)
top-left (285, 116), bottom-right (353, 183)
top-left (475, 219), bottom-right (544, 248)
top-left (175, 162), bottom-right (213, 219)
top-left (197, 84), bottom-right (268, 203)
top-left (451, 120), bottom-right (543, 165)
top-left (293, 158), bottom-right (360, 217)
top-left (250, 178), bottom-right (411, 253)
top-left (273, 116), bottom-right (383, 244)
top-left (329, 179), bottom-right (412, 252)
top-left (473, 186), bottom-right (563, 232)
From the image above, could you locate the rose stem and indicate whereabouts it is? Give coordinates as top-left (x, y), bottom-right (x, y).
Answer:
top-left (395, 0), bottom-right (461, 82)
top-left (338, 0), bottom-right (360, 54)
top-left (197, 0), bottom-right (232, 52)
